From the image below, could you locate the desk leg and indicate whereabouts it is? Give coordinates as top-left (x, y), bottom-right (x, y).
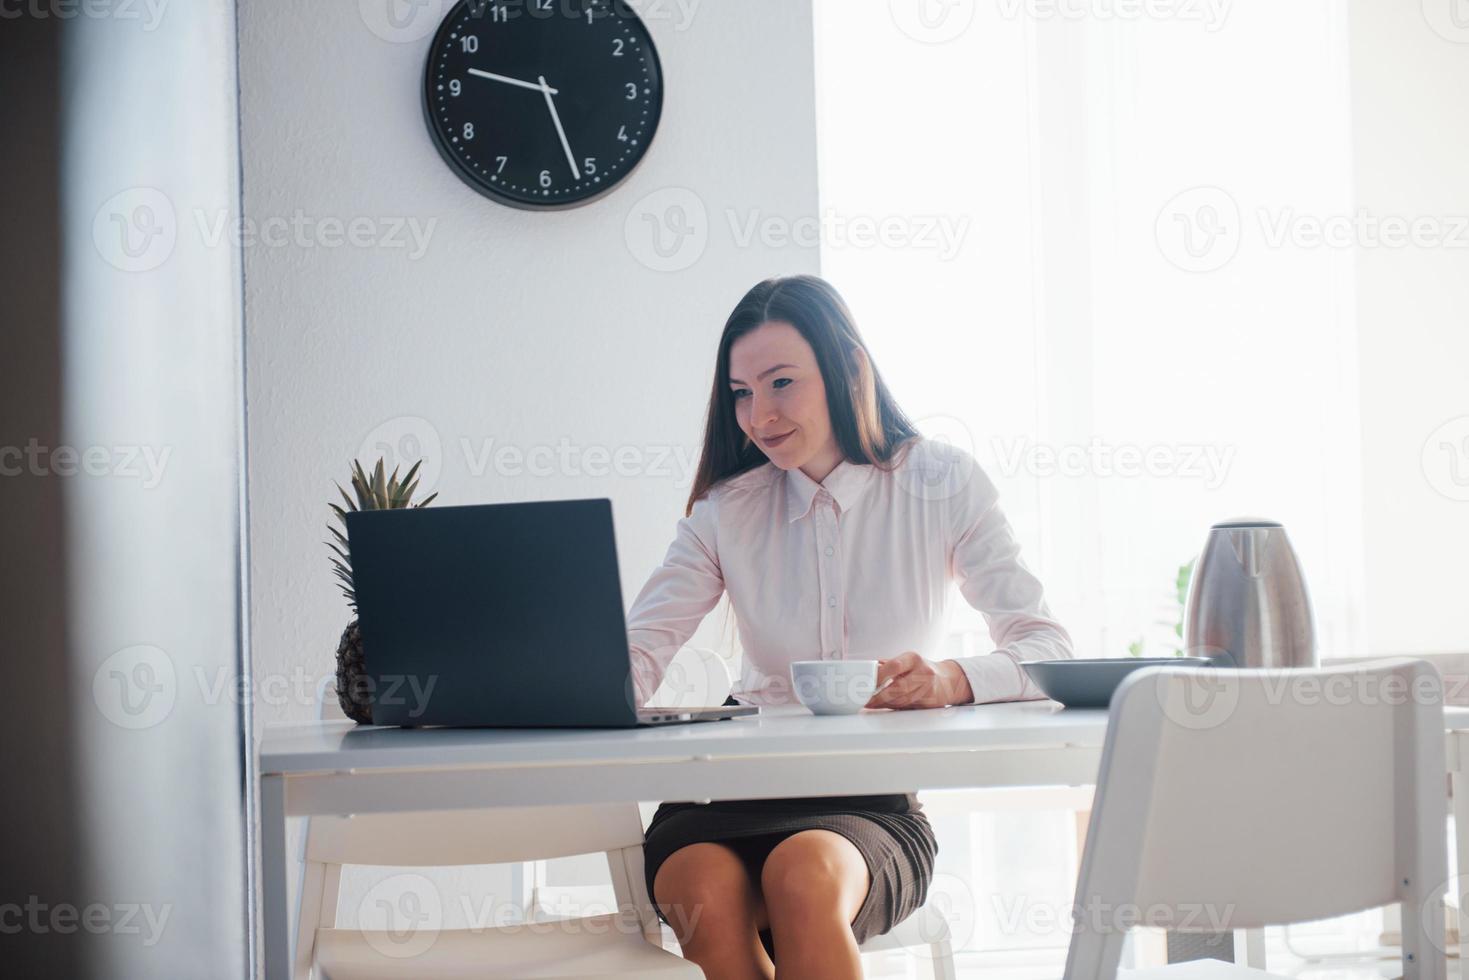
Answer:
top-left (1452, 756), bottom-right (1469, 957)
top-left (261, 774), bottom-right (291, 980)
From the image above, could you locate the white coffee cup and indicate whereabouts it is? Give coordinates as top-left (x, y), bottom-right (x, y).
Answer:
top-left (790, 659), bottom-right (880, 715)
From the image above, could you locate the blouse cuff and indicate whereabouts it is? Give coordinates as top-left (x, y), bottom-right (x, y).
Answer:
top-left (955, 650), bottom-right (1043, 704)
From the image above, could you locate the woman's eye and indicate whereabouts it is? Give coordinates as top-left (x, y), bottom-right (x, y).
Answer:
top-left (772, 378), bottom-right (792, 390)
top-left (731, 388), bottom-right (750, 400)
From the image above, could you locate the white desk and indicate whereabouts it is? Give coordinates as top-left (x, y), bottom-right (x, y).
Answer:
top-left (259, 702), bottom-right (1469, 979)
top-left (257, 702), bottom-right (1109, 979)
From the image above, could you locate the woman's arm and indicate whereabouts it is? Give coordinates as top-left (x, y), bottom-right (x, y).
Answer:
top-left (624, 491), bottom-right (726, 707)
top-left (948, 457), bottom-right (1074, 704)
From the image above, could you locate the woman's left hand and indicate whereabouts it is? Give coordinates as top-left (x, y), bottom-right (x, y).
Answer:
top-left (865, 651), bottom-right (974, 710)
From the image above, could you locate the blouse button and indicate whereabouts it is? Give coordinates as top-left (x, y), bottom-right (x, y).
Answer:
top-left (824, 546), bottom-right (834, 557)
top-left (827, 595), bottom-right (837, 608)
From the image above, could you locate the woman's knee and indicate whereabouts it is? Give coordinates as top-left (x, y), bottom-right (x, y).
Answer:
top-left (653, 842), bottom-right (762, 939)
top-left (759, 831), bottom-right (869, 919)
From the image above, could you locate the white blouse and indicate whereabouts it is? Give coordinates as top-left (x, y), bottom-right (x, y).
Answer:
top-left (625, 436), bottom-right (1074, 707)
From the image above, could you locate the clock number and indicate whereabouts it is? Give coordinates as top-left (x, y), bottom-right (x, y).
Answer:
top-left (461, 35), bottom-right (479, 53)
top-left (540, 170), bottom-right (552, 188)
top-left (617, 125), bottom-right (629, 143)
top-left (491, 5), bottom-right (508, 22)
top-left (536, 0), bottom-right (551, 8)
top-left (585, 8), bottom-right (594, 24)
top-left (584, 157), bottom-right (597, 175)
top-left (612, 39), bottom-right (624, 56)
top-left (495, 156), bottom-right (508, 174)
top-left (449, 79), bottom-right (461, 96)
top-left (463, 122), bottom-right (475, 140)
top-left (625, 83), bottom-right (638, 100)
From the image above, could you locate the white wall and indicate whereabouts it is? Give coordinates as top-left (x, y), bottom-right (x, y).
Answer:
top-left (239, 0), bottom-right (819, 934)
top-left (1350, 0), bottom-right (1469, 656)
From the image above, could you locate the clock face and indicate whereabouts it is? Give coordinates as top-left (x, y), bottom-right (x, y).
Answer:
top-left (423, 0), bottom-right (663, 210)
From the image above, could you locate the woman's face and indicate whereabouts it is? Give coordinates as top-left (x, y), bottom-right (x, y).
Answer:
top-left (727, 320), bottom-right (841, 478)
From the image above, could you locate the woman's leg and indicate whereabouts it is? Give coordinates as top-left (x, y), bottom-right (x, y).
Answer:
top-left (758, 829), bottom-right (872, 980)
top-left (652, 841), bottom-right (775, 980)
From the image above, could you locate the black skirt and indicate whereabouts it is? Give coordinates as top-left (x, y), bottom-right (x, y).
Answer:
top-left (643, 770), bottom-right (937, 951)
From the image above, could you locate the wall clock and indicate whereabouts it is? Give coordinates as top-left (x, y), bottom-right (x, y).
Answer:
top-left (423, 0), bottom-right (664, 210)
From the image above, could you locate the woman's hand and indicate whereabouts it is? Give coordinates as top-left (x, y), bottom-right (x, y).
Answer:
top-left (865, 651), bottom-right (974, 710)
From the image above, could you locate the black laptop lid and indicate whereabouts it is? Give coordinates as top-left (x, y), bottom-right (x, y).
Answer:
top-left (346, 499), bottom-right (639, 727)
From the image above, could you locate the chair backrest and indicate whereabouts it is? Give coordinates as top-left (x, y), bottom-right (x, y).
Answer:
top-left (306, 803), bottom-right (648, 867)
top-left (1065, 657), bottom-right (1446, 980)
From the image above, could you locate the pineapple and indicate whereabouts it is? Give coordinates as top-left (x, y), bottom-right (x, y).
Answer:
top-left (328, 458), bottom-right (437, 723)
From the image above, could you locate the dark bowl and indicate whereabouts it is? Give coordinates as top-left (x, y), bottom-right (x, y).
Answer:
top-left (1020, 657), bottom-right (1217, 708)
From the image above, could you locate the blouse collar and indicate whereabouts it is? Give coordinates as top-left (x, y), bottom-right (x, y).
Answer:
top-left (784, 458), bottom-right (876, 523)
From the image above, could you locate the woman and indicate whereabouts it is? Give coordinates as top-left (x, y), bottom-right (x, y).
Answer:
top-left (625, 274), bottom-right (1073, 979)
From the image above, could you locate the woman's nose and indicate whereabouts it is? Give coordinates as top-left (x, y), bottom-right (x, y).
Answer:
top-left (750, 391), bottom-right (778, 426)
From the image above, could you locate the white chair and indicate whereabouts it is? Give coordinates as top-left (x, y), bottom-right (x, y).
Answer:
top-left (294, 803), bottom-right (703, 979)
top-left (1065, 657), bottom-right (1447, 979)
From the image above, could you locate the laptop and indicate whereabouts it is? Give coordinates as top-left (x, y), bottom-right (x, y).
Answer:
top-left (345, 498), bottom-right (759, 728)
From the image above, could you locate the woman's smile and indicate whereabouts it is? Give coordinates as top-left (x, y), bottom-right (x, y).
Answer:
top-left (760, 428), bottom-right (796, 448)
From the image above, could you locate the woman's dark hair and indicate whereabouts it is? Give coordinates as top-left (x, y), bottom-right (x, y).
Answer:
top-left (686, 274), bottom-right (920, 515)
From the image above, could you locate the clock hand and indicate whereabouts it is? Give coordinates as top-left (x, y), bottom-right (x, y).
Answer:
top-left (538, 74), bottom-right (582, 181)
top-left (467, 68), bottom-right (558, 95)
